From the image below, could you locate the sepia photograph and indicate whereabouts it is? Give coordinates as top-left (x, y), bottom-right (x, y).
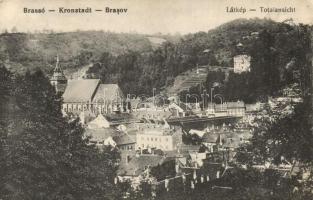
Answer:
top-left (0, 0), bottom-right (312, 199)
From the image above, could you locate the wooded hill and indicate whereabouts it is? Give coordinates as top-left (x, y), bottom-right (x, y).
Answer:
top-left (0, 18), bottom-right (311, 102)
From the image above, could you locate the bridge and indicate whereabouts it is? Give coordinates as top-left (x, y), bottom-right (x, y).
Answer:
top-left (166, 115), bottom-right (242, 124)
top-left (109, 119), bottom-right (141, 126)
top-left (107, 114), bottom-right (241, 126)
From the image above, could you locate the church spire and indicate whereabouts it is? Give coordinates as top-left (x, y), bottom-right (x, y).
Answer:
top-left (56, 54), bottom-right (59, 66)
top-left (50, 54), bottom-right (67, 94)
top-left (54, 54), bottom-right (62, 73)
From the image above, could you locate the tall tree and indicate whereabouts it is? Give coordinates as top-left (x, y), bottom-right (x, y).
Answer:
top-left (1, 69), bottom-right (120, 200)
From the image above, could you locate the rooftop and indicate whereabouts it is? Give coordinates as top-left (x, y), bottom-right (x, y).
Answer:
top-left (113, 133), bottom-right (136, 146)
top-left (92, 84), bottom-right (124, 102)
top-left (62, 79), bottom-right (100, 103)
top-left (85, 127), bottom-right (120, 143)
top-left (117, 154), bottom-right (165, 176)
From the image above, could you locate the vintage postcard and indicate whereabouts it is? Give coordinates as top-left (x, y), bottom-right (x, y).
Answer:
top-left (0, 0), bottom-right (312, 199)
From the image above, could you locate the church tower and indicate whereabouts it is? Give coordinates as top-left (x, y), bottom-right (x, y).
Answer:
top-left (50, 55), bottom-right (67, 94)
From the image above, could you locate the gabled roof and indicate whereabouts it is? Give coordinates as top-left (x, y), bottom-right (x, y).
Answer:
top-left (189, 129), bottom-right (206, 138)
top-left (92, 84), bottom-right (124, 102)
top-left (85, 128), bottom-right (120, 143)
top-left (203, 132), bottom-right (220, 143)
top-left (169, 102), bottom-right (190, 112)
top-left (62, 79), bottom-right (100, 103)
top-left (88, 114), bottom-right (110, 129)
top-left (113, 134), bottom-right (136, 146)
top-left (117, 154), bottom-right (165, 176)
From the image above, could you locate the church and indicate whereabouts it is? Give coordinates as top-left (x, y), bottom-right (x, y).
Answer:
top-left (50, 56), bottom-right (124, 115)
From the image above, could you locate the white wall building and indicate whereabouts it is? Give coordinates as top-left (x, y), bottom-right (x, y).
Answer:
top-left (136, 127), bottom-right (182, 151)
top-left (234, 54), bottom-right (251, 73)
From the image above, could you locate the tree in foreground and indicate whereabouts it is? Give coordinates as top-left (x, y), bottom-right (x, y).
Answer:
top-left (0, 68), bottom-right (120, 200)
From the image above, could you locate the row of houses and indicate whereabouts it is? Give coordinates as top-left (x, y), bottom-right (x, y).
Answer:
top-left (83, 113), bottom-right (182, 152)
top-left (79, 109), bottom-right (254, 187)
top-left (49, 57), bottom-right (256, 189)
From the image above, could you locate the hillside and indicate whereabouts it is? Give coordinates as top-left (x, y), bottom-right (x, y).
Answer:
top-left (0, 31), bottom-right (166, 75)
top-left (174, 19), bottom-right (310, 103)
top-left (166, 66), bottom-right (208, 96)
top-left (0, 18), bottom-right (310, 102)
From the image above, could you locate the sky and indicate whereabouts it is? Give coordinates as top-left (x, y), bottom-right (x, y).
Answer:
top-left (0, 0), bottom-right (312, 34)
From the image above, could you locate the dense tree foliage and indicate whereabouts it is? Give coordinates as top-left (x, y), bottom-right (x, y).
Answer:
top-left (197, 23), bottom-right (312, 103)
top-left (119, 166), bottom-right (311, 200)
top-left (2, 18), bottom-right (300, 100)
top-left (237, 96), bottom-right (313, 165)
top-left (150, 160), bottom-right (176, 181)
top-left (0, 67), bottom-right (120, 200)
top-left (235, 95), bottom-right (313, 196)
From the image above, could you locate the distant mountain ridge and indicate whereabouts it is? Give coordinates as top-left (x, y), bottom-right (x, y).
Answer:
top-left (0, 31), bottom-right (173, 75)
top-left (1, 18), bottom-right (308, 102)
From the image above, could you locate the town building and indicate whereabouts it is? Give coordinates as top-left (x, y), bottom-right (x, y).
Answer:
top-left (168, 102), bottom-right (191, 117)
top-left (233, 54), bottom-right (251, 73)
top-left (225, 101), bottom-right (246, 117)
top-left (117, 152), bottom-right (165, 187)
top-left (136, 125), bottom-right (183, 151)
top-left (85, 128), bottom-right (120, 147)
top-left (202, 132), bottom-right (221, 152)
top-left (207, 101), bottom-right (246, 117)
top-left (113, 133), bottom-right (136, 151)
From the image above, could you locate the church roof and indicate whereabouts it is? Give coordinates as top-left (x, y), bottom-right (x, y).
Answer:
top-left (62, 79), bottom-right (100, 103)
top-left (92, 84), bottom-right (124, 102)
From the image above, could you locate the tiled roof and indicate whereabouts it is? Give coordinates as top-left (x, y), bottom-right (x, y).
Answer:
top-left (177, 144), bottom-right (201, 155)
top-left (117, 154), bottom-right (165, 176)
top-left (62, 79), bottom-right (100, 103)
top-left (221, 135), bottom-right (242, 148)
top-left (113, 134), bottom-right (136, 146)
top-left (225, 101), bottom-right (245, 108)
top-left (88, 114), bottom-right (110, 129)
top-left (92, 84), bottom-right (124, 102)
top-left (85, 128), bottom-right (120, 143)
top-left (202, 132), bottom-right (220, 143)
